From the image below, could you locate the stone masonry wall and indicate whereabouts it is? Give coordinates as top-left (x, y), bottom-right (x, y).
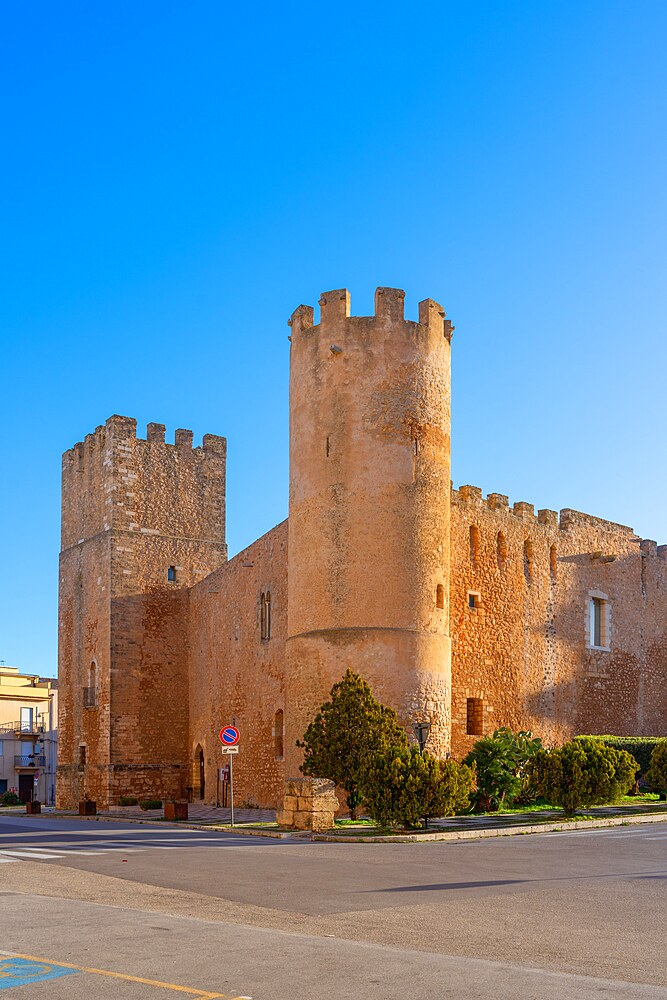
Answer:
top-left (58, 415), bottom-right (228, 808)
top-left (450, 487), bottom-right (667, 759)
top-left (187, 521), bottom-right (288, 809)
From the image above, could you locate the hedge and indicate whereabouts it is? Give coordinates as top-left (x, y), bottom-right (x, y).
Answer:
top-left (576, 736), bottom-right (664, 777)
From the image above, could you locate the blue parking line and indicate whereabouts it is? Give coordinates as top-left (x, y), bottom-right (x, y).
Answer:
top-left (0, 957), bottom-right (79, 989)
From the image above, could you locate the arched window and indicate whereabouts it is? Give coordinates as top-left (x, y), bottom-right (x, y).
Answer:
top-left (469, 525), bottom-right (479, 568)
top-left (436, 584), bottom-right (445, 609)
top-left (550, 545), bottom-right (557, 582)
top-left (523, 540), bottom-right (533, 585)
top-left (497, 532), bottom-right (507, 573)
top-left (274, 709), bottom-right (284, 759)
top-left (260, 591), bottom-right (271, 641)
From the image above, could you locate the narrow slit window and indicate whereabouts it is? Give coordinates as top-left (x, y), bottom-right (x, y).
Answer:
top-left (168, 565), bottom-right (177, 583)
top-left (550, 545), bottom-right (557, 582)
top-left (523, 540), bottom-right (533, 585)
top-left (436, 584), bottom-right (445, 609)
top-left (274, 709), bottom-right (284, 759)
top-left (261, 591), bottom-right (271, 641)
top-left (79, 745), bottom-right (87, 767)
top-left (469, 525), bottom-right (479, 568)
top-left (497, 531), bottom-right (507, 573)
top-left (466, 698), bottom-right (484, 736)
top-left (325, 436), bottom-right (331, 457)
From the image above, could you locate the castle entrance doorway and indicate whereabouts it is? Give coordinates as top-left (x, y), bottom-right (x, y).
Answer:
top-left (192, 745), bottom-right (205, 800)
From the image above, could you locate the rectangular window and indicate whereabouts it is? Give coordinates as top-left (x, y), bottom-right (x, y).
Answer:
top-left (79, 745), bottom-right (87, 767)
top-left (20, 707), bottom-right (33, 733)
top-left (589, 597), bottom-right (609, 649)
top-left (466, 698), bottom-right (484, 736)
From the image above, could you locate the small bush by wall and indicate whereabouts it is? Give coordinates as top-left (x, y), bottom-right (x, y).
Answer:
top-left (530, 738), bottom-right (638, 816)
top-left (139, 799), bottom-right (163, 811)
top-left (644, 740), bottom-right (667, 794)
top-left (118, 796), bottom-right (139, 806)
top-left (577, 736), bottom-right (664, 777)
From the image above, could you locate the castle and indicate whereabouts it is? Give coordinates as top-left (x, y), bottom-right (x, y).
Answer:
top-left (57, 288), bottom-right (667, 809)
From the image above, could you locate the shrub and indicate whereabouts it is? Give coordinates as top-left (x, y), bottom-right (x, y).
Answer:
top-left (529, 737), bottom-right (638, 816)
top-left (463, 727), bottom-right (543, 812)
top-left (139, 799), bottom-right (162, 811)
top-left (1, 791), bottom-right (20, 806)
top-left (298, 669), bottom-right (408, 819)
top-left (576, 736), bottom-right (664, 778)
top-left (118, 796), bottom-right (138, 806)
top-left (644, 740), bottom-right (667, 794)
top-left (360, 746), bottom-right (475, 829)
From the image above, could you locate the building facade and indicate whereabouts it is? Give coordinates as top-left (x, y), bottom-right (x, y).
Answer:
top-left (0, 666), bottom-right (58, 805)
top-left (57, 288), bottom-right (667, 810)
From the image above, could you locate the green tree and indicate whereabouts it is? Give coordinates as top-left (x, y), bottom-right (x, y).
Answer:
top-left (644, 740), bottom-right (667, 794)
top-left (463, 727), bottom-right (543, 812)
top-left (361, 746), bottom-right (475, 829)
top-left (529, 737), bottom-right (638, 816)
top-left (297, 669), bottom-right (408, 819)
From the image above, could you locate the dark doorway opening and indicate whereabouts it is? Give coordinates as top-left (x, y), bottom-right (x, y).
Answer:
top-left (199, 749), bottom-right (205, 800)
top-left (18, 774), bottom-right (34, 803)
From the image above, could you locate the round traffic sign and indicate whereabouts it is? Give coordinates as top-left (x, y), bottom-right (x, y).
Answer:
top-left (219, 725), bottom-right (240, 746)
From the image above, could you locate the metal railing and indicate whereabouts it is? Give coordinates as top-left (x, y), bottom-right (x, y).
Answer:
top-left (14, 754), bottom-right (46, 768)
top-left (0, 721), bottom-right (45, 737)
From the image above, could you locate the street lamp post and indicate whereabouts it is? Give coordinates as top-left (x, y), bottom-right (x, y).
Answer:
top-left (413, 721), bottom-right (431, 829)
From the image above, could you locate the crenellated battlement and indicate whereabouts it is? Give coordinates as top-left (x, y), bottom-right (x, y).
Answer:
top-left (63, 414), bottom-right (226, 467)
top-left (288, 286), bottom-right (453, 343)
top-left (452, 483), bottom-right (644, 537)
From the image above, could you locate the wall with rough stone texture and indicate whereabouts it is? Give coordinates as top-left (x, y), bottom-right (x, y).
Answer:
top-left (58, 289), bottom-right (667, 813)
top-left (187, 521), bottom-right (288, 808)
top-left (450, 487), bottom-right (667, 759)
top-left (285, 288), bottom-right (453, 777)
top-left (58, 415), bottom-right (227, 808)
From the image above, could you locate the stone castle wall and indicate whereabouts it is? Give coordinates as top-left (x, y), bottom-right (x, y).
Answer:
top-left (58, 416), bottom-right (227, 808)
top-left (57, 288), bottom-right (667, 812)
top-left (187, 521), bottom-right (288, 809)
top-left (450, 487), bottom-right (667, 758)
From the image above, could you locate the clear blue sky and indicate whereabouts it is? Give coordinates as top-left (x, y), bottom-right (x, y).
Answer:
top-left (1, 2), bottom-right (666, 677)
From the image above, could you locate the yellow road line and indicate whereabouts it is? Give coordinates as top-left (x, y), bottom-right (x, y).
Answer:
top-left (7, 952), bottom-right (250, 998)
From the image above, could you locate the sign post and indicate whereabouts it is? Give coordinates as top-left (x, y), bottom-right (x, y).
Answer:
top-left (219, 726), bottom-right (240, 827)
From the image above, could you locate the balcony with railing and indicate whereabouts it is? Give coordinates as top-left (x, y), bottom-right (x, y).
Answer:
top-left (14, 754), bottom-right (46, 768)
top-left (0, 721), bottom-right (45, 738)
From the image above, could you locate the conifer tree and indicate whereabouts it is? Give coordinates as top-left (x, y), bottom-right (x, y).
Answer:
top-left (297, 669), bottom-right (408, 819)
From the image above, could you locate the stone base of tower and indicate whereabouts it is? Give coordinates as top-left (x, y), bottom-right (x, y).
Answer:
top-left (56, 763), bottom-right (187, 811)
top-left (284, 628), bottom-right (451, 777)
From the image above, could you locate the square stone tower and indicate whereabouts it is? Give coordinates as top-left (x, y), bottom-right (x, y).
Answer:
top-left (57, 415), bottom-right (227, 808)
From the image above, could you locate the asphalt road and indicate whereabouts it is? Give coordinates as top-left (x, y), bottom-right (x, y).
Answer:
top-left (0, 814), bottom-right (665, 999)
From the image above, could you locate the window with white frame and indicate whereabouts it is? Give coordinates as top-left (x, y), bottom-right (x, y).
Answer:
top-left (588, 593), bottom-right (610, 650)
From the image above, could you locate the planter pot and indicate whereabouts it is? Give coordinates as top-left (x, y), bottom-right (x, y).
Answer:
top-left (79, 800), bottom-right (97, 816)
top-left (164, 801), bottom-right (188, 821)
top-left (26, 801), bottom-right (41, 815)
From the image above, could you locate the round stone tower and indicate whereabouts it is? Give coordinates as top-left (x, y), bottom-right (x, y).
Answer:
top-left (284, 287), bottom-right (454, 772)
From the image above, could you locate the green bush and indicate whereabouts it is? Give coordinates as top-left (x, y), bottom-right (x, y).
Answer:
top-left (644, 740), bottom-right (667, 794)
top-left (530, 737), bottom-right (638, 816)
top-left (577, 736), bottom-right (664, 778)
top-left (139, 799), bottom-right (162, 811)
top-left (463, 727), bottom-right (543, 812)
top-left (118, 796), bottom-right (139, 806)
top-left (361, 746), bottom-right (475, 829)
top-left (1, 791), bottom-right (21, 806)
top-left (298, 669), bottom-right (408, 819)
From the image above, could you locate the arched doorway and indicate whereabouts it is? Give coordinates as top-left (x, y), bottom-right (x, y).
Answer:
top-left (192, 744), bottom-right (205, 800)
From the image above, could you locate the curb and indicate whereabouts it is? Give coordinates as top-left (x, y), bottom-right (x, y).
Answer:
top-left (312, 810), bottom-right (667, 843)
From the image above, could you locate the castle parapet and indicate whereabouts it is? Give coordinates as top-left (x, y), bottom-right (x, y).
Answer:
top-left (288, 287), bottom-right (450, 342)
